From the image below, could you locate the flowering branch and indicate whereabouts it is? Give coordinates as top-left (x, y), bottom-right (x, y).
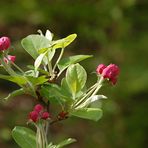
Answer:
top-left (0, 30), bottom-right (120, 148)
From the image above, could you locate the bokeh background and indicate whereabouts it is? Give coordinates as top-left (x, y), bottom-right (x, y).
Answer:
top-left (0, 0), bottom-right (148, 148)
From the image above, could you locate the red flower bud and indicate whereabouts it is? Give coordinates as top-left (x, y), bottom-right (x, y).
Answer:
top-left (41, 112), bottom-right (50, 120)
top-left (34, 104), bottom-right (43, 113)
top-left (58, 111), bottom-right (68, 119)
top-left (29, 111), bottom-right (39, 122)
top-left (109, 77), bottom-right (117, 85)
top-left (96, 64), bottom-right (106, 74)
top-left (0, 37), bottom-right (11, 51)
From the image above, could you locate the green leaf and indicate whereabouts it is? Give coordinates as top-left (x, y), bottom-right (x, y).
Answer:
top-left (2, 88), bottom-right (24, 100)
top-left (40, 84), bottom-right (66, 103)
top-left (12, 126), bottom-right (36, 148)
top-left (58, 55), bottom-right (93, 73)
top-left (61, 78), bottom-right (72, 99)
top-left (34, 52), bottom-right (47, 71)
top-left (61, 78), bottom-right (85, 100)
top-left (0, 74), bottom-right (28, 86)
top-left (56, 138), bottom-right (76, 148)
top-left (21, 35), bottom-right (51, 59)
top-left (71, 108), bottom-right (103, 121)
top-left (27, 76), bottom-right (48, 86)
top-left (52, 34), bottom-right (77, 49)
top-left (66, 64), bottom-right (87, 98)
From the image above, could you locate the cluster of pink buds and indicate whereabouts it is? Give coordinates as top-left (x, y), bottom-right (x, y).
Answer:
top-left (29, 104), bottom-right (51, 122)
top-left (96, 64), bottom-right (119, 85)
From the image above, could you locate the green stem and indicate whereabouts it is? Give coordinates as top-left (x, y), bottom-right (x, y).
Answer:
top-left (42, 125), bottom-right (48, 147)
top-left (36, 127), bottom-right (40, 148)
top-left (44, 65), bottom-right (48, 72)
top-left (45, 121), bottom-right (49, 138)
top-left (0, 58), bottom-right (16, 76)
top-left (90, 76), bottom-right (104, 97)
top-left (86, 83), bottom-right (98, 93)
top-left (11, 62), bottom-right (25, 74)
top-left (47, 57), bottom-right (53, 77)
top-left (73, 77), bottom-right (104, 109)
top-left (73, 84), bottom-right (97, 108)
top-left (57, 69), bottom-right (63, 78)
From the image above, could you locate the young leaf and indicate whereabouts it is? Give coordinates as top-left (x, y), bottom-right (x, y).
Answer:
top-left (0, 74), bottom-right (37, 96)
top-left (2, 88), bottom-right (24, 101)
top-left (66, 64), bottom-right (87, 98)
top-left (34, 52), bottom-right (47, 71)
top-left (56, 138), bottom-right (76, 148)
top-left (77, 95), bottom-right (107, 108)
top-left (12, 126), bottom-right (36, 148)
top-left (71, 108), bottom-right (103, 121)
top-left (52, 34), bottom-right (77, 49)
top-left (45, 30), bottom-right (53, 41)
top-left (47, 49), bottom-right (56, 61)
top-left (27, 76), bottom-right (48, 86)
top-left (47, 143), bottom-right (56, 148)
top-left (21, 35), bottom-right (51, 59)
top-left (58, 55), bottom-right (93, 73)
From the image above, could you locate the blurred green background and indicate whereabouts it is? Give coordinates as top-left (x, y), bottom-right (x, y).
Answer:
top-left (0, 0), bottom-right (148, 147)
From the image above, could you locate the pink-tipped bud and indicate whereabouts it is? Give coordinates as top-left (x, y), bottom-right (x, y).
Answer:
top-left (29, 111), bottom-right (39, 122)
top-left (4, 55), bottom-right (16, 63)
top-left (41, 112), bottom-right (50, 120)
top-left (34, 104), bottom-right (44, 113)
top-left (96, 64), bottom-right (106, 74)
top-left (0, 37), bottom-right (11, 51)
top-left (7, 55), bottom-right (16, 63)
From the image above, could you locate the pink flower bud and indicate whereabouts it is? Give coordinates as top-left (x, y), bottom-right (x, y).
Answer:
top-left (0, 37), bottom-right (11, 51)
top-left (34, 104), bottom-right (44, 113)
top-left (102, 64), bottom-right (119, 85)
top-left (41, 112), bottom-right (50, 120)
top-left (96, 64), bottom-right (106, 74)
top-left (29, 111), bottom-right (39, 122)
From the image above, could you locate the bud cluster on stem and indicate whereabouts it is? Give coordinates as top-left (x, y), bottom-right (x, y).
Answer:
top-left (96, 64), bottom-right (120, 85)
top-left (29, 104), bottom-right (51, 122)
top-left (0, 36), bottom-right (17, 75)
top-left (28, 104), bottom-right (51, 148)
top-left (73, 64), bottom-right (119, 109)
